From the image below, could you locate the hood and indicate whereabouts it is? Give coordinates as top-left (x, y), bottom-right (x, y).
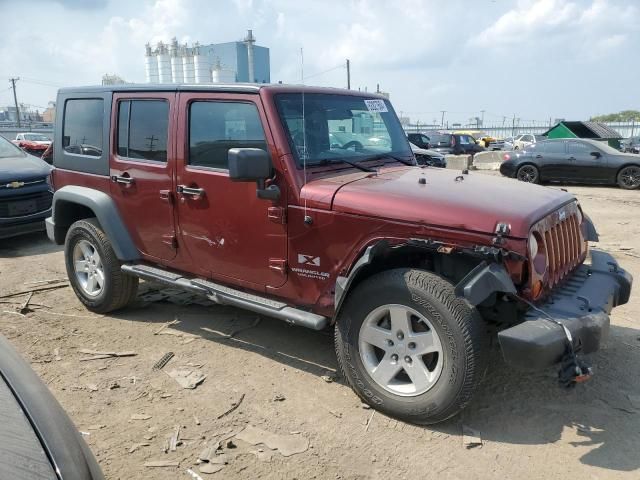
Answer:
top-left (302, 167), bottom-right (575, 238)
top-left (0, 153), bottom-right (52, 183)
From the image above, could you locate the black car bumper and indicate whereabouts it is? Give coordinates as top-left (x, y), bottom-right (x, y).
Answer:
top-left (499, 160), bottom-right (517, 177)
top-left (0, 211), bottom-right (50, 239)
top-left (498, 249), bottom-right (632, 370)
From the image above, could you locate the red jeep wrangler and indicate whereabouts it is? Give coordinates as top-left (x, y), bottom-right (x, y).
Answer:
top-left (47, 84), bottom-right (632, 424)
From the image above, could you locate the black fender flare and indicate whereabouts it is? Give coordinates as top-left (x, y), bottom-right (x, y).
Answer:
top-left (334, 241), bottom-right (390, 318)
top-left (50, 185), bottom-right (139, 261)
top-left (454, 261), bottom-right (517, 306)
top-left (583, 213), bottom-right (599, 242)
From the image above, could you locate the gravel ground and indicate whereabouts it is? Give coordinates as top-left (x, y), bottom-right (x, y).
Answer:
top-left (0, 173), bottom-right (639, 479)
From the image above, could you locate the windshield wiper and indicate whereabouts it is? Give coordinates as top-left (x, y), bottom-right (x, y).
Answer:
top-left (315, 158), bottom-right (376, 173)
top-left (362, 153), bottom-right (416, 166)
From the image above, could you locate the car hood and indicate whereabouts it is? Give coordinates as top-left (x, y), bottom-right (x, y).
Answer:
top-left (0, 153), bottom-right (51, 182)
top-left (302, 167), bottom-right (575, 238)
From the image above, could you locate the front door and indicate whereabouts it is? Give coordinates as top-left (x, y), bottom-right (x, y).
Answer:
top-left (175, 92), bottom-right (287, 290)
top-left (110, 93), bottom-right (177, 261)
top-left (566, 141), bottom-right (608, 182)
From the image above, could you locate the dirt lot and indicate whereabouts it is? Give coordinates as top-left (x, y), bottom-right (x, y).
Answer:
top-left (1, 174), bottom-right (640, 479)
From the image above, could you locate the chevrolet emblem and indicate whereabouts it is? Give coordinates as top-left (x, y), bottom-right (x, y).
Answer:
top-left (7, 181), bottom-right (25, 189)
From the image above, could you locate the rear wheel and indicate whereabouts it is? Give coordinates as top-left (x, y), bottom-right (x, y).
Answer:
top-left (64, 218), bottom-right (138, 313)
top-left (517, 164), bottom-right (539, 183)
top-left (617, 166), bottom-right (640, 190)
top-left (334, 269), bottom-right (488, 424)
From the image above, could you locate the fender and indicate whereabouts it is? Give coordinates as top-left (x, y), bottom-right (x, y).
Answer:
top-left (583, 213), bottom-right (599, 242)
top-left (454, 261), bottom-right (517, 306)
top-left (47, 185), bottom-right (139, 261)
top-left (333, 240), bottom-right (392, 317)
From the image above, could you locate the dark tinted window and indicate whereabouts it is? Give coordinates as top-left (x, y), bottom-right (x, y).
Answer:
top-left (542, 141), bottom-right (565, 154)
top-left (429, 134), bottom-right (452, 146)
top-left (117, 101), bottom-right (130, 157)
top-left (117, 100), bottom-right (168, 162)
top-left (63, 99), bottom-right (103, 156)
top-left (567, 141), bottom-right (592, 154)
top-left (189, 101), bottom-right (266, 169)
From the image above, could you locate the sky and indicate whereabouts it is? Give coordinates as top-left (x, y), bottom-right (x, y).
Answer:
top-left (0, 0), bottom-right (638, 126)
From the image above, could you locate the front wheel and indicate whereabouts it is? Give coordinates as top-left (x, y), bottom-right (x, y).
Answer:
top-left (617, 165), bottom-right (640, 190)
top-left (334, 269), bottom-right (488, 424)
top-left (64, 218), bottom-right (138, 313)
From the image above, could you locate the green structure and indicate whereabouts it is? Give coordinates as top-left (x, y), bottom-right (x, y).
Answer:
top-left (543, 121), bottom-right (622, 149)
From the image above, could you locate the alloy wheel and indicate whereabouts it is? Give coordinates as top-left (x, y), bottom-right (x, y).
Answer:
top-left (620, 166), bottom-right (640, 189)
top-left (517, 165), bottom-right (538, 183)
top-left (358, 304), bottom-right (443, 396)
top-left (73, 239), bottom-right (105, 297)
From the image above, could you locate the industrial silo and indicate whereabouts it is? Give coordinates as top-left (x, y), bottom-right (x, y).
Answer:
top-left (211, 59), bottom-right (236, 83)
top-left (170, 38), bottom-right (184, 83)
top-left (156, 42), bottom-right (172, 84)
top-left (182, 46), bottom-right (195, 83)
top-left (144, 43), bottom-right (159, 83)
top-left (193, 43), bottom-right (210, 84)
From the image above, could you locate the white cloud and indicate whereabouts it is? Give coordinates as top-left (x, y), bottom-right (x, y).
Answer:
top-left (0, 0), bottom-right (638, 122)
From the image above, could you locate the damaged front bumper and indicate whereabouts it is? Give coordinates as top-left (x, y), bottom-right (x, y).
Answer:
top-left (498, 249), bottom-right (632, 370)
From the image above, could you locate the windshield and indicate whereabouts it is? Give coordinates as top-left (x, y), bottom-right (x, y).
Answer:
top-left (24, 133), bottom-right (50, 141)
top-left (0, 135), bottom-right (26, 158)
top-left (428, 134), bottom-right (452, 146)
top-left (274, 93), bottom-right (411, 167)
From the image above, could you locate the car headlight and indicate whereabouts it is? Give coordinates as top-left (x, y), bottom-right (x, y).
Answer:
top-left (529, 232), bottom-right (547, 274)
top-left (529, 233), bottom-right (538, 259)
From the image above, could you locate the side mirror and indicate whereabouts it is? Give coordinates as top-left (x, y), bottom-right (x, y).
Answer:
top-left (228, 148), bottom-right (280, 200)
top-left (590, 151), bottom-right (601, 158)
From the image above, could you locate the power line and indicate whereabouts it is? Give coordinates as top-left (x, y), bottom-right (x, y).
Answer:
top-left (302, 63), bottom-right (345, 81)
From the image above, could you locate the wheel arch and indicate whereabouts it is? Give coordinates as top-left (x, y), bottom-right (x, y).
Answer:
top-left (333, 240), bottom-right (487, 321)
top-left (50, 185), bottom-right (139, 261)
top-left (616, 162), bottom-right (640, 177)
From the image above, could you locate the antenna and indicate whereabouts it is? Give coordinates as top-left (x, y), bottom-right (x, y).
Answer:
top-left (301, 47), bottom-right (312, 225)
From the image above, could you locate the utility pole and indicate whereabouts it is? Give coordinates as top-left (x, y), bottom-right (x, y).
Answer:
top-left (440, 110), bottom-right (446, 128)
top-left (10, 78), bottom-right (21, 128)
top-left (346, 59), bottom-right (351, 90)
top-left (480, 110), bottom-right (485, 127)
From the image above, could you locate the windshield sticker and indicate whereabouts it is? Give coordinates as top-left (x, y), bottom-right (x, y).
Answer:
top-left (364, 99), bottom-right (388, 113)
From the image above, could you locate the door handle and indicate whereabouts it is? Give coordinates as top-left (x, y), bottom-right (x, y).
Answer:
top-left (535, 155), bottom-right (543, 159)
top-left (568, 157), bottom-right (576, 161)
top-left (111, 174), bottom-right (135, 185)
top-left (177, 185), bottom-right (206, 197)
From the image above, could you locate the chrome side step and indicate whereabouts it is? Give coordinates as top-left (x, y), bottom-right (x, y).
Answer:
top-left (121, 264), bottom-right (328, 331)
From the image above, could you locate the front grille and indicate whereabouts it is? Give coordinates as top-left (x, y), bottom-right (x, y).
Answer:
top-left (530, 203), bottom-right (587, 295)
top-left (0, 191), bottom-right (53, 218)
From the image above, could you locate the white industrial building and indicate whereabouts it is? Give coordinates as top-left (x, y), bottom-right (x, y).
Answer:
top-left (144, 30), bottom-right (270, 84)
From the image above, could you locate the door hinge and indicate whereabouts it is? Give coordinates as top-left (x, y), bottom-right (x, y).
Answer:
top-left (162, 234), bottom-right (178, 249)
top-left (269, 258), bottom-right (287, 275)
top-left (268, 206), bottom-right (286, 224)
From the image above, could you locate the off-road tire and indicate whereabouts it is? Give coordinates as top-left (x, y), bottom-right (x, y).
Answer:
top-left (334, 269), bottom-right (488, 425)
top-left (64, 218), bottom-right (138, 313)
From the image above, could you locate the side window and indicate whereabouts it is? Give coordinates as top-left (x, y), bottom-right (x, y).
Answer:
top-left (117, 100), bottom-right (168, 162)
top-left (189, 101), bottom-right (267, 169)
top-left (420, 135), bottom-right (430, 145)
top-left (63, 99), bottom-right (104, 157)
top-left (459, 135), bottom-right (470, 145)
top-left (544, 141), bottom-right (565, 154)
top-left (567, 141), bottom-right (593, 155)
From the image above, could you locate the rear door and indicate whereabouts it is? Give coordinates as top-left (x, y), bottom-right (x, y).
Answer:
top-left (538, 140), bottom-right (570, 180)
top-left (175, 92), bottom-right (287, 290)
top-left (110, 93), bottom-right (177, 261)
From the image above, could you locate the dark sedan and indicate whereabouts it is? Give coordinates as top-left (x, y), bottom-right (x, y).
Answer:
top-left (0, 334), bottom-right (104, 479)
top-left (500, 138), bottom-right (640, 189)
top-left (0, 135), bottom-right (53, 239)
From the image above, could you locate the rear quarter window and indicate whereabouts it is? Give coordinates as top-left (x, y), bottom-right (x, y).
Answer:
top-left (62, 99), bottom-right (104, 157)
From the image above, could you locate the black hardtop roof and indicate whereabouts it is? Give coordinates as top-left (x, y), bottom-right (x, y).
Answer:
top-left (58, 83), bottom-right (389, 98)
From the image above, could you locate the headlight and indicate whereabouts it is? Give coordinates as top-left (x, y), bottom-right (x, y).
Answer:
top-left (528, 232), bottom-right (538, 259)
top-left (529, 232), bottom-right (547, 275)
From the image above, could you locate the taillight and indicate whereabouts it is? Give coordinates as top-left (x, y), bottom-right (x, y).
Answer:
top-left (503, 153), bottom-right (511, 161)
